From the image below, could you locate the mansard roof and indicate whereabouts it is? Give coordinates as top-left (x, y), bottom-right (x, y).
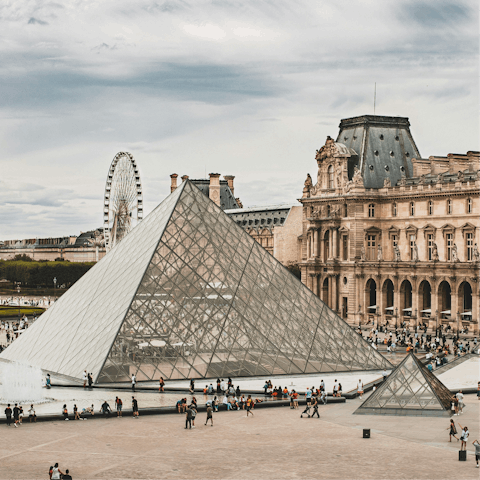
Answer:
top-left (336, 115), bottom-right (421, 190)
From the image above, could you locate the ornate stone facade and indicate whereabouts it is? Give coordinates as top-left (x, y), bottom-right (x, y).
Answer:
top-left (300, 115), bottom-right (480, 333)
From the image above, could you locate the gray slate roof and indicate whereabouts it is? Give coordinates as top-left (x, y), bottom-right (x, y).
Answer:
top-left (337, 115), bottom-right (421, 189)
top-left (190, 179), bottom-right (239, 210)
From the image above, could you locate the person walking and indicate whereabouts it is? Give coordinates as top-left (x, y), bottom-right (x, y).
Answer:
top-left (74, 404), bottom-right (80, 420)
top-left (311, 396), bottom-right (320, 418)
top-left (131, 374), bottom-right (136, 392)
top-left (132, 396), bottom-right (139, 418)
top-left (28, 404), bottom-right (36, 423)
top-left (246, 395), bottom-right (254, 416)
top-left (116, 397), bottom-right (123, 417)
top-left (357, 379), bottom-right (364, 399)
top-left (5, 404), bottom-right (12, 426)
top-left (13, 404), bottom-right (20, 427)
top-left (205, 403), bottom-right (213, 426)
top-left (62, 404), bottom-right (69, 421)
top-left (472, 439), bottom-right (480, 468)
top-left (159, 377), bottom-right (165, 392)
top-left (50, 463), bottom-right (64, 480)
top-left (83, 370), bottom-right (88, 388)
top-left (446, 419), bottom-right (459, 442)
top-left (185, 405), bottom-right (193, 429)
top-left (456, 390), bottom-right (464, 414)
top-left (459, 424), bottom-right (469, 451)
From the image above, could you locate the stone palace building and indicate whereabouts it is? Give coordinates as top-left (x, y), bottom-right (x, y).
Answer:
top-left (300, 115), bottom-right (479, 333)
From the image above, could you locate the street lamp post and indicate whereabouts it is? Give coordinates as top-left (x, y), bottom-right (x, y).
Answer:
top-left (53, 277), bottom-right (57, 302)
top-left (457, 310), bottom-right (460, 337)
top-left (435, 309), bottom-right (438, 338)
top-left (395, 307), bottom-right (398, 331)
top-left (17, 284), bottom-right (20, 318)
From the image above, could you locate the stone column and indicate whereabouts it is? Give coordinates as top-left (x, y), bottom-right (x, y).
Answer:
top-left (331, 275), bottom-right (337, 312)
top-left (306, 231), bottom-right (311, 259)
top-left (431, 278), bottom-right (438, 328)
top-left (451, 280), bottom-right (458, 331)
top-left (328, 229), bottom-right (333, 260)
top-left (313, 229), bottom-right (319, 258)
top-left (472, 288), bottom-right (479, 334)
top-left (332, 228), bottom-right (338, 259)
top-left (312, 274), bottom-right (318, 297)
top-left (411, 278), bottom-right (418, 327)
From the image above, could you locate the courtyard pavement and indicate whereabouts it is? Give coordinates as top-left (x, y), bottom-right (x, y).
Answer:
top-left (0, 392), bottom-right (478, 479)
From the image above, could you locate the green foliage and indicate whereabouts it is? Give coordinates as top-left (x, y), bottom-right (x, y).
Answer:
top-left (0, 260), bottom-right (95, 287)
top-left (0, 307), bottom-right (45, 318)
top-left (13, 254), bottom-right (33, 262)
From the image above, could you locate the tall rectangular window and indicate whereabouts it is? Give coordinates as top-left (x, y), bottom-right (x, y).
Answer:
top-left (446, 233), bottom-right (453, 261)
top-left (367, 235), bottom-right (376, 261)
top-left (409, 234), bottom-right (416, 260)
top-left (466, 233), bottom-right (473, 261)
top-left (427, 234), bottom-right (434, 261)
top-left (342, 235), bottom-right (348, 260)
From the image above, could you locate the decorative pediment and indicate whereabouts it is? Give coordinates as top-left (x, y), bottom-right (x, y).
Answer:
top-left (387, 226), bottom-right (400, 238)
top-left (315, 136), bottom-right (352, 162)
top-left (405, 224), bottom-right (418, 234)
top-left (441, 223), bottom-right (455, 232)
top-left (338, 226), bottom-right (349, 233)
top-left (423, 223), bottom-right (436, 231)
top-left (460, 222), bottom-right (476, 231)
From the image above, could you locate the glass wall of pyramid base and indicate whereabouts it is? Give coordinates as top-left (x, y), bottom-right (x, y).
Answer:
top-left (0, 182), bottom-right (389, 383)
top-left (354, 353), bottom-right (462, 417)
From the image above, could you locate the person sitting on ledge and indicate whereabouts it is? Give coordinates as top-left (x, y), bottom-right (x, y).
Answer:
top-left (101, 401), bottom-right (111, 416)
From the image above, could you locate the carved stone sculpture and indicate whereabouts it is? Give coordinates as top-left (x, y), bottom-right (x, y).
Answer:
top-left (303, 173), bottom-right (313, 197)
top-left (451, 243), bottom-right (458, 262)
top-left (397, 175), bottom-right (407, 186)
top-left (473, 243), bottom-right (480, 262)
top-left (432, 242), bottom-right (439, 261)
top-left (457, 170), bottom-right (464, 181)
top-left (377, 244), bottom-right (383, 261)
top-left (352, 166), bottom-right (363, 186)
top-left (412, 242), bottom-right (419, 262)
top-left (360, 245), bottom-right (366, 262)
top-left (394, 244), bottom-right (401, 262)
top-left (383, 178), bottom-right (391, 188)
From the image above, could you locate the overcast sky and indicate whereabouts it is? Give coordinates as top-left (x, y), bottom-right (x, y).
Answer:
top-left (0, 0), bottom-right (478, 240)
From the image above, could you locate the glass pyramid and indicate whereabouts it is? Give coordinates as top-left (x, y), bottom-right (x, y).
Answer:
top-left (1, 181), bottom-right (391, 383)
top-left (354, 352), bottom-right (453, 417)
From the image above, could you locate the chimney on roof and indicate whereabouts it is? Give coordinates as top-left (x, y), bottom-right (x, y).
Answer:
top-left (209, 173), bottom-right (221, 206)
top-left (170, 173), bottom-right (178, 193)
top-left (224, 175), bottom-right (235, 196)
top-left (181, 175), bottom-right (189, 183)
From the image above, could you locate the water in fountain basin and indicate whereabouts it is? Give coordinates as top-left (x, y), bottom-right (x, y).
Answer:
top-left (0, 362), bottom-right (46, 404)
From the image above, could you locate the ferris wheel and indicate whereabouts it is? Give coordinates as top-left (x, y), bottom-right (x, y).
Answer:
top-left (103, 152), bottom-right (143, 252)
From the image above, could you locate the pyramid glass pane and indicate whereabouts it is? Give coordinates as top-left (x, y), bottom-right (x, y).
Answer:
top-left (2, 181), bottom-right (391, 383)
top-left (355, 353), bottom-right (453, 417)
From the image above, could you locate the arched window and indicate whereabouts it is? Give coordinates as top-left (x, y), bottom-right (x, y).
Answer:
top-left (410, 201), bottom-right (415, 216)
top-left (328, 165), bottom-right (334, 189)
top-left (368, 204), bottom-right (375, 218)
top-left (467, 198), bottom-right (472, 214)
top-left (392, 203), bottom-right (397, 217)
top-left (447, 199), bottom-right (452, 215)
top-left (428, 200), bottom-right (433, 215)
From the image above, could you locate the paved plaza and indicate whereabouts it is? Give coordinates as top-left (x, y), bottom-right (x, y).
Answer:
top-left (1, 392), bottom-right (478, 479)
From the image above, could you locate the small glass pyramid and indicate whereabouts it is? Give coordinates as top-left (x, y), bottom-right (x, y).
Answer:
top-left (1, 181), bottom-right (391, 383)
top-left (354, 352), bottom-right (453, 417)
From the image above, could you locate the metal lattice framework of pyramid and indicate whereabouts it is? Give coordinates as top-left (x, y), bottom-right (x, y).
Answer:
top-left (1, 181), bottom-right (391, 383)
top-left (354, 352), bottom-right (453, 417)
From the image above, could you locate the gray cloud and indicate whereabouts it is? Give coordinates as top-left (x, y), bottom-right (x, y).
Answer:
top-left (398, 1), bottom-right (471, 27)
top-left (27, 17), bottom-right (49, 25)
